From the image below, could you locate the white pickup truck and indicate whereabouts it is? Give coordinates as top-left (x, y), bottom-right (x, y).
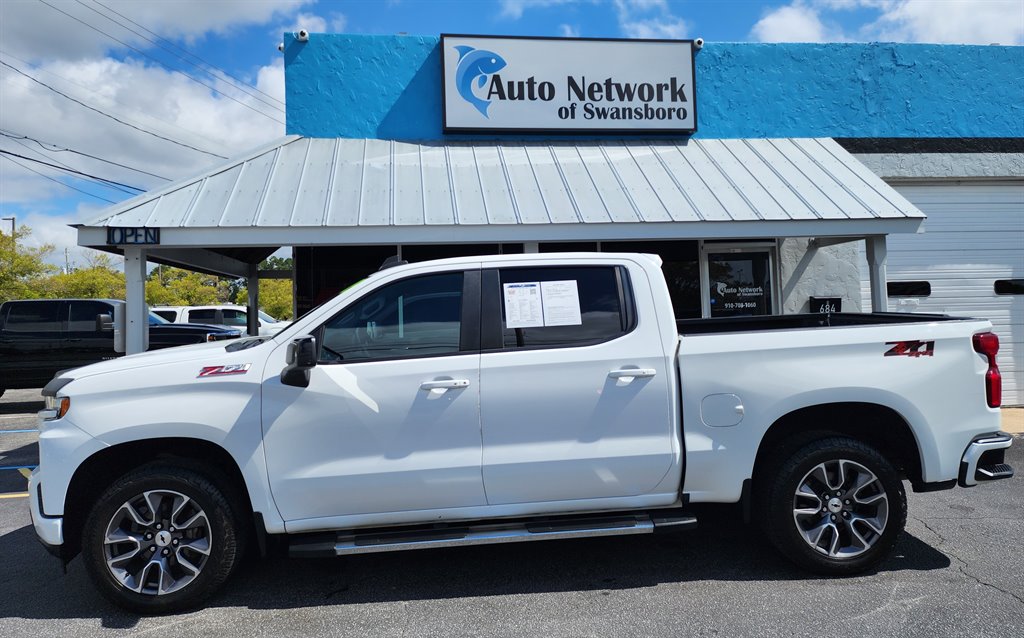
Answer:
top-left (29, 253), bottom-right (1013, 613)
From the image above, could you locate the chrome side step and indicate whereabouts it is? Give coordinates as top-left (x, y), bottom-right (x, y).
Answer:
top-left (289, 511), bottom-right (697, 558)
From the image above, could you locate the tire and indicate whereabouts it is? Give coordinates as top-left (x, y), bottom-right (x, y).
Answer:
top-left (81, 464), bottom-right (247, 614)
top-left (759, 437), bottom-right (907, 575)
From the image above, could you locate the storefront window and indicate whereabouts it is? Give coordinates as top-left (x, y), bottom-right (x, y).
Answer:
top-left (706, 250), bottom-right (774, 318)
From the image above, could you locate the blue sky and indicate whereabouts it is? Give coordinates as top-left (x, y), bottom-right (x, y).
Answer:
top-left (1, 0), bottom-right (1021, 267)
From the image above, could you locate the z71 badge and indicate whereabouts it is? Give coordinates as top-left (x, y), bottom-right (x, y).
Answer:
top-left (884, 341), bottom-right (935, 357)
top-left (197, 363), bottom-right (251, 377)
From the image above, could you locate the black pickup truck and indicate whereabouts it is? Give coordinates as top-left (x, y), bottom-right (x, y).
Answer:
top-left (0, 299), bottom-right (241, 396)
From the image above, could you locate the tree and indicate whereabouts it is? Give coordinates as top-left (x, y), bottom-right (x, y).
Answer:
top-left (236, 279), bottom-right (293, 320)
top-left (146, 266), bottom-right (225, 306)
top-left (0, 225), bottom-right (58, 302)
top-left (36, 253), bottom-right (126, 299)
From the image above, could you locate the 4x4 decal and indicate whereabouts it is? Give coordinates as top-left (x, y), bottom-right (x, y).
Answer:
top-left (884, 341), bottom-right (935, 357)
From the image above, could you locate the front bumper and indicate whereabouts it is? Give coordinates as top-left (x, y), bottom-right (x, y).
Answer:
top-left (28, 468), bottom-right (64, 552)
top-left (959, 432), bottom-right (1015, 488)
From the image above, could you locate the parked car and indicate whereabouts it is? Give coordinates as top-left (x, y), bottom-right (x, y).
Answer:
top-left (29, 253), bottom-right (1013, 613)
top-left (0, 298), bottom-right (241, 395)
top-left (152, 304), bottom-right (286, 336)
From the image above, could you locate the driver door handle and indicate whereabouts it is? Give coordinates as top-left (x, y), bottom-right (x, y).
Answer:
top-left (608, 368), bottom-right (657, 379)
top-left (420, 379), bottom-right (470, 391)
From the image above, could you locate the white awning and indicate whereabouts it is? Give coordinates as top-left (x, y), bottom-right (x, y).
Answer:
top-left (77, 136), bottom-right (924, 251)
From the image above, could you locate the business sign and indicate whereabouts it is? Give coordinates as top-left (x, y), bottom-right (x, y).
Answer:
top-left (107, 227), bottom-right (160, 245)
top-left (441, 34), bottom-right (696, 134)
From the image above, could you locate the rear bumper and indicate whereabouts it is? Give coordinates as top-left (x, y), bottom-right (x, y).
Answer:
top-left (28, 468), bottom-right (64, 553)
top-left (959, 432), bottom-right (1015, 488)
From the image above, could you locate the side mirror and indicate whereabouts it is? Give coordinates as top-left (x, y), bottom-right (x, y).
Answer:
top-left (95, 313), bottom-right (113, 332)
top-left (281, 336), bottom-right (317, 387)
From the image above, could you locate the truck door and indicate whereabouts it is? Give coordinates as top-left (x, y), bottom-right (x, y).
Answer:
top-left (66, 300), bottom-right (118, 368)
top-left (261, 268), bottom-right (486, 523)
top-left (479, 262), bottom-right (676, 505)
top-left (0, 300), bottom-right (66, 389)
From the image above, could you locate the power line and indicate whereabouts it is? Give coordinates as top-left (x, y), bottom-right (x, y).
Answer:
top-left (2, 135), bottom-right (139, 196)
top-left (38, 0), bottom-right (285, 125)
top-left (2, 154), bottom-right (117, 204)
top-left (87, 0), bottom-right (286, 110)
top-left (0, 130), bottom-right (171, 181)
top-left (0, 48), bottom-right (238, 152)
top-left (0, 150), bottom-right (145, 192)
top-left (0, 59), bottom-right (229, 159)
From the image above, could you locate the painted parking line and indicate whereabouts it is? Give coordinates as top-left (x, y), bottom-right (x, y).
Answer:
top-left (0, 429), bottom-right (37, 433)
top-left (0, 493), bottom-right (29, 499)
top-left (0, 466), bottom-right (37, 472)
top-left (18, 468), bottom-right (31, 479)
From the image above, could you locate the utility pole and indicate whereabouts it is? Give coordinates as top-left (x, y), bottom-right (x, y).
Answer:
top-left (65, 247), bottom-right (71, 274)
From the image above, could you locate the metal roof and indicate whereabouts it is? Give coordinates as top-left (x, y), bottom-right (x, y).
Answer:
top-left (78, 136), bottom-right (924, 250)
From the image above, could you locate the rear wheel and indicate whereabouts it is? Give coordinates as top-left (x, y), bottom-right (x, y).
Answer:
top-left (81, 464), bottom-right (246, 613)
top-left (759, 437), bottom-right (907, 575)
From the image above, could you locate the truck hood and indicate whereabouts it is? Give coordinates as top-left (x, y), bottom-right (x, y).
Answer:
top-left (58, 339), bottom-right (235, 381)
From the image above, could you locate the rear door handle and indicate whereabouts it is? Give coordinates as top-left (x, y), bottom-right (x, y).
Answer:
top-left (608, 368), bottom-right (657, 379)
top-left (420, 379), bottom-right (471, 391)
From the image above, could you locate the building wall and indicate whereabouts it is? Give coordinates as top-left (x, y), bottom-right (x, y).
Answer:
top-left (779, 239), bottom-right (862, 314)
top-left (284, 34), bottom-right (1024, 141)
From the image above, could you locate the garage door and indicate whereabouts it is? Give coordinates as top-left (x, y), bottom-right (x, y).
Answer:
top-left (860, 181), bottom-right (1024, 406)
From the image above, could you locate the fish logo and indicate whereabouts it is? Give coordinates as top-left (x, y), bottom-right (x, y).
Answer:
top-left (453, 45), bottom-right (507, 118)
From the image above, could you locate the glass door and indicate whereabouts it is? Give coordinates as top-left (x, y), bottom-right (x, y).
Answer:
top-left (701, 243), bottom-right (777, 318)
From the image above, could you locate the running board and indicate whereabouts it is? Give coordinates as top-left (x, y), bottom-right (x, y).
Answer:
top-left (289, 511), bottom-right (697, 558)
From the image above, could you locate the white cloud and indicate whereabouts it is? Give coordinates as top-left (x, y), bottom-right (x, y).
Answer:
top-left (750, 1), bottom-right (1024, 44)
top-left (864, 0), bottom-right (1024, 45)
top-left (499, 0), bottom-right (587, 20)
top-left (559, 23), bottom-right (581, 37)
top-left (0, 0), bottom-right (312, 63)
top-left (613, 0), bottom-right (690, 39)
top-left (750, 2), bottom-right (840, 42)
top-left (277, 10), bottom-right (348, 36)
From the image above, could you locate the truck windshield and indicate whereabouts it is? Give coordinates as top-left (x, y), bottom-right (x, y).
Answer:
top-left (147, 312), bottom-right (170, 325)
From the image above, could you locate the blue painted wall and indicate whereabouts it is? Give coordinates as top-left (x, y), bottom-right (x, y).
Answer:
top-left (284, 34), bottom-right (1023, 141)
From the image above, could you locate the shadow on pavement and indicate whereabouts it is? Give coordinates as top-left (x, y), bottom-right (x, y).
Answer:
top-left (0, 513), bottom-right (951, 626)
top-left (0, 399), bottom-right (43, 416)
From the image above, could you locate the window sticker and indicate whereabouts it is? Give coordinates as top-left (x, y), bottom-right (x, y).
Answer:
top-left (503, 282), bottom-right (544, 328)
top-left (502, 280), bottom-right (583, 328)
top-left (539, 280), bottom-right (582, 326)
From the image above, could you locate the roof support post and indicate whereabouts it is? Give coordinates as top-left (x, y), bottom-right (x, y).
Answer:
top-left (247, 262), bottom-right (259, 337)
top-left (123, 246), bottom-right (149, 355)
top-left (523, 242), bottom-right (539, 253)
top-left (866, 235), bottom-right (889, 313)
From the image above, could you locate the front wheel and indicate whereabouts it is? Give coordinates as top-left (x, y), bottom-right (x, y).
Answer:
top-left (81, 464), bottom-right (246, 613)
top-left (759, 437), bottom-right (907, 575)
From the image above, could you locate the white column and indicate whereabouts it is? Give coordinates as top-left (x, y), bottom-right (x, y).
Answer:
top-left (123, 246), bottom-right (148, 354)
top-left (866, 235), bottom-right (889, 313)
top-left (247, 262), bottom-right (259, 336)
top-left (523, 241), bottom-right (539, 253)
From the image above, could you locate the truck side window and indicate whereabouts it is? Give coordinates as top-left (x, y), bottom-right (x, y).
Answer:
top-left (188, 309), bottom-right (217, 323)
top-left (5, 301), bottom-right (62, 332)
top-left (497, 266), bottom-right (631, 349)
top-left (221, 309), bottom-right (248, 326)
top-left (318, 272), bottom-right (464, 363)
top-left (69, 301), bottom-right (113, 331)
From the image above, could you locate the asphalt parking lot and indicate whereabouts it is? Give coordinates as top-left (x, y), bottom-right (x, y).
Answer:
top-left (1, 387), bottom-right (1021, 637)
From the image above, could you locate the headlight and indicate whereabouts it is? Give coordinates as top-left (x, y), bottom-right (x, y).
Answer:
top-left (42, 396), bottom-right (71, 421)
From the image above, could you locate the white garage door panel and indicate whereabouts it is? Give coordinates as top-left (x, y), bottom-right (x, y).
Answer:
top-left (860, 181), bottom-right (1023, 405)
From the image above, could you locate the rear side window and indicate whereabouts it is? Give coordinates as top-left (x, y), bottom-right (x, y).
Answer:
top-left (5, 301), bottom-right (62, 332)
top-left (188, 309), bottom-right (217, 323)
top-left (497, 266), bottom-right (631, 349)
top-left (221, 309), bottom-right (248, 326)
top-left (69, 301), bottom-right (113, 331)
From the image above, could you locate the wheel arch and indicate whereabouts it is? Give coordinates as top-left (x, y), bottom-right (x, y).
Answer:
top-left (751, 402), bottom-right (924, 490)
top-left (61, 438), bottom-right (255, 562)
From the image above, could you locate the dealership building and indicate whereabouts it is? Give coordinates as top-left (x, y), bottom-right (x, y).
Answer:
top-left (76, 34), bottom-right (1023, 404)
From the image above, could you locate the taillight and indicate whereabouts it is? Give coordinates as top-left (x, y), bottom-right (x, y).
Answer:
top-left (972, 332), bottom-right (1001, 408)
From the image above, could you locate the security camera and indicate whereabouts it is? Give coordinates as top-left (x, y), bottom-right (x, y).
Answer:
top-left (694, 38), bottom-right (704, 49)
top-left (277, 42), bottom-right (284, 52)
top-left (297, 29), bottom-right (309, 42)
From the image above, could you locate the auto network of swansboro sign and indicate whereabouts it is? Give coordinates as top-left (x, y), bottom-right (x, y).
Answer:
top-left (441, 35), bottom-right (696, 134)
